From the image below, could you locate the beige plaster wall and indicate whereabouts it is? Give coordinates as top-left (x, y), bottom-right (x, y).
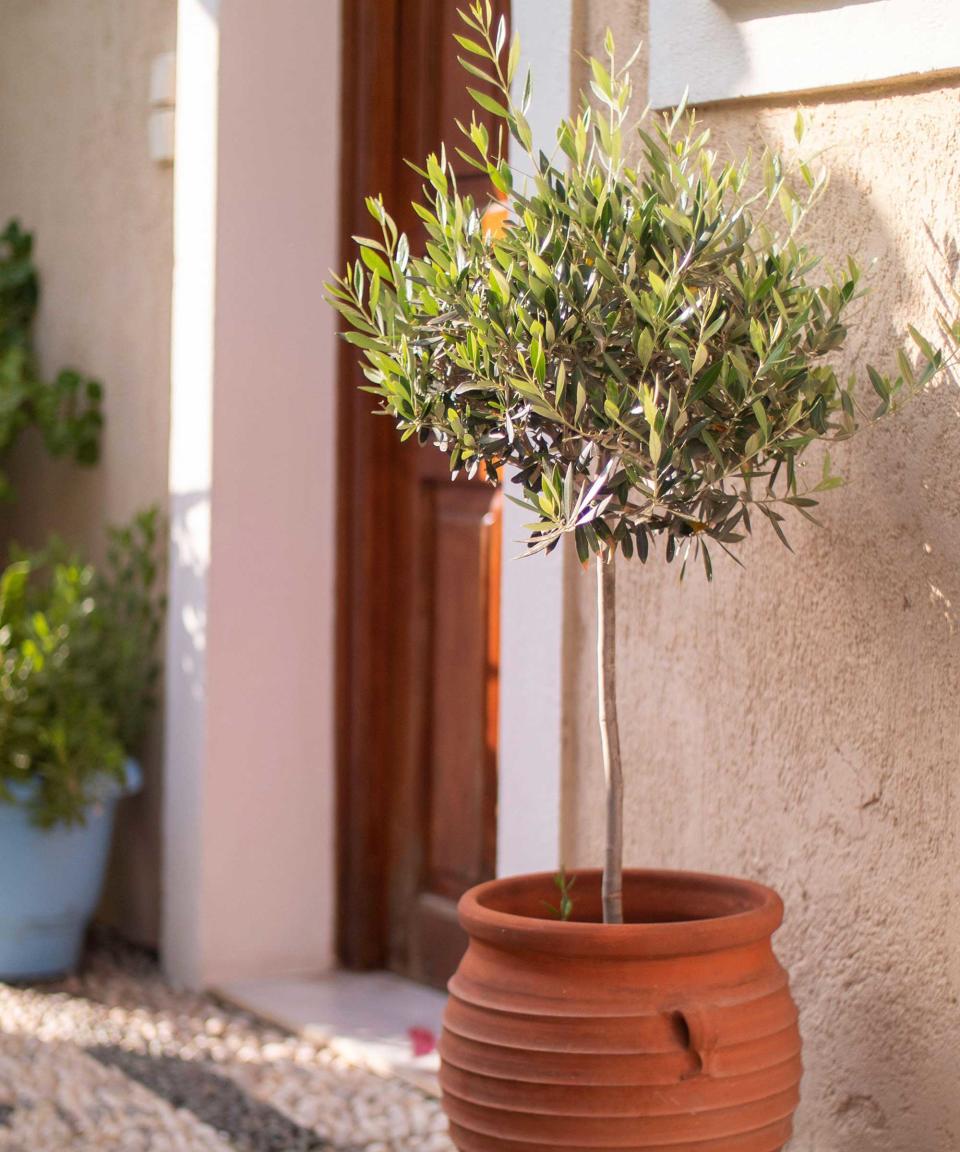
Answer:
top-left (566, 3), bottom-right (960, 1149)
top-left (0, 0), bottom-right (176, 945)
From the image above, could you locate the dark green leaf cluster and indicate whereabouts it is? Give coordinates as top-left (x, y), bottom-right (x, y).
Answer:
top-left (327, 3), bottom-right (943, 575)
top-left (0, 509), bottom-right (164, 828)
top-left (0, 220), bottom-right (103, 500)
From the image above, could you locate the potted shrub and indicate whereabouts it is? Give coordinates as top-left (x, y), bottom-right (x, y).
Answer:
top-left (0, 510), bottom-right (162, 979)
top-left (327, 7), bottom-right (950, 1148)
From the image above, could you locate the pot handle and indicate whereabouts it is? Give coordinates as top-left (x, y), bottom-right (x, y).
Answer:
top-left (672, 1004), bottom-right (721, 1079)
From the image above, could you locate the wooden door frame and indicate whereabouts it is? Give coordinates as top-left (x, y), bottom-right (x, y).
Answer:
top-left (335, 0), bottom-right (508, 972)
top-left (336, 2), bottom-right (573, 971)
top-left (337, 0), bottom-right (451, 969)
top-left (335, 0), bottom-right (406, 969)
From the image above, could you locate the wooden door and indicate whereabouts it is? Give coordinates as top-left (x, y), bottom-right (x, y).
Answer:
top-left (337, 0), bottom-right (508, 988)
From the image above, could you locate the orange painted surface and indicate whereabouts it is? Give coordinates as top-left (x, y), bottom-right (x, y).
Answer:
top-left (481, 195), bottom-right (510, 241)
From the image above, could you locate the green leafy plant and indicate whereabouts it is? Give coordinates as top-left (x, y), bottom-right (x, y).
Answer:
top-left (543, 868), bottom-right (576, 921)
top-left (0, 220), bottom-right (103, 499)
top-left (94, 510), bottom-right (164, 753)
top-left (0, 509), bottom-right (163, 828)
top-left (327, 4), bottom-right (954, 922)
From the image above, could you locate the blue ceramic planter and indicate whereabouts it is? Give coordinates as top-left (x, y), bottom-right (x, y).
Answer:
top-left (0, 759), bottom-right (141, 980)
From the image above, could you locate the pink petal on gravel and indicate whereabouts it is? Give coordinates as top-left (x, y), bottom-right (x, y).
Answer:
top-left (408, 1026), bottom-right (437, 1057)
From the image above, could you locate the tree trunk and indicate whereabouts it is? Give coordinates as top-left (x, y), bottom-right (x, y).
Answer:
top-left (596, 549), bottom-right (624, 925)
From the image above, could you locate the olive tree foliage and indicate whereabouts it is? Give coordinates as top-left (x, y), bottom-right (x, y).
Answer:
top-left (326, 3), bottom-right (943, 578)
top-left (326, 3), bottom-right (952, 923)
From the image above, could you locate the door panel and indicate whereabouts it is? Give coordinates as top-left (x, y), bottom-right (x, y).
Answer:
top-left (423, 484), bottom-right (500, 903)
top-left (408, 483), bottom-right (500, 988)
top-left (338, 0), bottom-right (508, 987)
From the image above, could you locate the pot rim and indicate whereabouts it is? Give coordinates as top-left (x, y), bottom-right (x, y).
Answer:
top-left (458, 868), bottom-right (784, 957)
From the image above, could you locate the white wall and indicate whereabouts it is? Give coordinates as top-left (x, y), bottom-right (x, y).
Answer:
top-left (649, 0), bottom-right (960, 107)
top-left (497, 0), bottom-right (574, 879)
top-left (163, 0), bottom-right (219, 990)
top-left (163, 0), bottom-right (340, 987)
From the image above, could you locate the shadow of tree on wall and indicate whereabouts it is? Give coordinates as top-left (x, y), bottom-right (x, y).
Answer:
top-left (758, 154), bottom-right (960, 1152)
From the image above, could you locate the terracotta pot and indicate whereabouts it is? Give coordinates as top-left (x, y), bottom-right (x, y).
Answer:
top-left (440, 869), bottom-right (801, 1152)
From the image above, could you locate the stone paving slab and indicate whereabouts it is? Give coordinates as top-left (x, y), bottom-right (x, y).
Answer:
top-left (219, 971), bottom-right (446, 1097)
top-left (0, 938), bottom-right (453, 1151)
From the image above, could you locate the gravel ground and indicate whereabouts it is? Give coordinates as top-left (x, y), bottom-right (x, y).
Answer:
top-left (0, 937), bottom-right (453, 1152)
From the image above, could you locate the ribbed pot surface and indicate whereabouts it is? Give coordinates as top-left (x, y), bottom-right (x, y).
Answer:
top-left (440, 869), bottom-right (801, 1152)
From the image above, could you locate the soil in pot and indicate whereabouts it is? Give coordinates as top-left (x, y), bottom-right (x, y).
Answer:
top-left (440, 868), bottom-right (801, 1152)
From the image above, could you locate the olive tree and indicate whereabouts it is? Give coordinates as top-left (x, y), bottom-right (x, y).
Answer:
top-left (326, 3), bottom-right (947, 923)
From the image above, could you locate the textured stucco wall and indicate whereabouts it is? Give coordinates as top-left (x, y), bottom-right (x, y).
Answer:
top-left (0, 0), bottom-right (176, 945)
top-left (566, 4), bottom-right (960, 1149)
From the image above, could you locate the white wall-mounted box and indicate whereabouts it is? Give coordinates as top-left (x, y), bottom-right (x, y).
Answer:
top-left (649, 0), bottom-right (960, 108)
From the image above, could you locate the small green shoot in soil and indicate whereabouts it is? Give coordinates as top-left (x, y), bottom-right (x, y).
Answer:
top-left (542, 869), bottom-right (575, 921)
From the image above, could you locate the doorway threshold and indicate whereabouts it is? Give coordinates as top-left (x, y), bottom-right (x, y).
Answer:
top-left (216, 970), bottom-right (447, 1096)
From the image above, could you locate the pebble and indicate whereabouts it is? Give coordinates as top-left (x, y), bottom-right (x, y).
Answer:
top-left (0, 936), bottom-right (455, 1151)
